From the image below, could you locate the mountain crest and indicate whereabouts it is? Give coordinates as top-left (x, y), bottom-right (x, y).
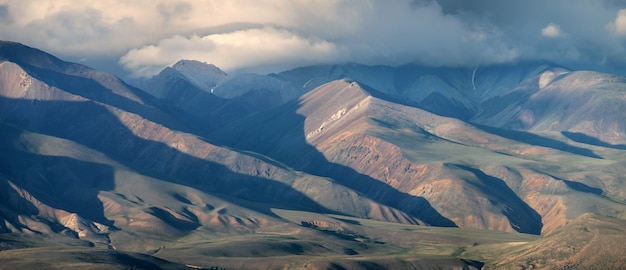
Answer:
top-left (2, 40), bottom-right (626, 269)
top-left (170, 59), bottom-right (227, 92)
top-left (0, 41), bottom-right (70, 72)
top-left (299, 80), bottom-right (372, 141)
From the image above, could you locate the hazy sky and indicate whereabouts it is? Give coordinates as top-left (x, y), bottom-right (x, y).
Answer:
top-left (2, 0), bottom-right (626, 77)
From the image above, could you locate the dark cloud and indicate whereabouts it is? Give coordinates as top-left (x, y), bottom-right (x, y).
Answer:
top-left (429, 0), bottom-right (626, 73)
top-left (2, 0), bottom-right (626, 77)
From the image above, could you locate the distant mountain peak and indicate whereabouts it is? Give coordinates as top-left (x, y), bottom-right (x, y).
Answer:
top-left (171, 59), bottom-right (226, 75)
top-left (168, 59), bottom-right (228, 92)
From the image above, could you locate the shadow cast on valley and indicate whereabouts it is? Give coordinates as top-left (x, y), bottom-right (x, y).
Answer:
top-left (543, 172), bottom-right (604, 196)
top-left (0, 97), bottom-right (334, 234)
top-left (455, 165), bottom-right (543, 234)
top-left (562, 131), bottom-right (626, 150)
top-left (212, 97), bottom-right (457, 227)
top-left (0, 171), bottom-right (42, 233)
top-left (474, 124), bottom-right (603, 159)
top-left (0, 147), bottom-right (115, 226)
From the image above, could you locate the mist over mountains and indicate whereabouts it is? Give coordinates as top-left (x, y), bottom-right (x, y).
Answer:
top-left (1, 40), bottom-right (626, 269)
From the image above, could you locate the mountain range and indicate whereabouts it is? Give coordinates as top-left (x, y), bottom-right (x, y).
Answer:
top-left (1, 40), bottom-right (626, 269)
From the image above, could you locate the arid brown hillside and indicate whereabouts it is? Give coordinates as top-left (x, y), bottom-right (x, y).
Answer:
top-left (475, 213), bottom-right (626, 269)
top-left (0, 42), bottom-right (423, 245)
top-left (2, 41), bottom-right (626, 269)
top-left (214, 79), bottom-right (626, 234)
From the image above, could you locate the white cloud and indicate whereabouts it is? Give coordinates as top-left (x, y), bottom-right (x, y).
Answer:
top-left (2, 0), bottom-right (626, 76)
top-left (542, 23), bottom-right (563, 37)
top-left (119, 27), bottom-right (346, 77)
top-left (119, 1), bottom-right (522, 77)
top-left (608, 9), bottom-right (626, 35)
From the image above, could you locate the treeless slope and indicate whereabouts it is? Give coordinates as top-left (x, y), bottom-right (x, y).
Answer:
top-left (315, 90), bottom-right (626, 233)
top-left (0, 122), bottom-right (287, 249)
top-left (0, 54), bottom-right (422, 243)
top-left (474, 69), bottom-right (626, 144)
top-left (274, 61), bottom-right (558, 121)
top-left (215, 78), bottom-right (626, 235)
top-left (0, 234), bottom-right (189, 270)
top-left (297, 80), bottom-right (543, 233)
top-left (481, 213), bottom-right (626, 269)
top-left (141, 63), bottom-right (298, 133)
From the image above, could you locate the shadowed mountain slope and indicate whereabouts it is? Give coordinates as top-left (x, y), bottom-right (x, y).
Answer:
top-left (136, 60), bottom-right (303, 133)
top-left (0, 43), bottom-right (425, 246)
top-left (2, 41), bottom-right (626, 269)
top-left (138, 65), bottom-right (263, 132)
top-left (273, 61), bottom-right (626, 148)
top-left (474, 69), bottom-right (626, 144)
top-left (272, 61), bottom-right (558, 120)
top-left (213, 79), bottom-right (626, 234)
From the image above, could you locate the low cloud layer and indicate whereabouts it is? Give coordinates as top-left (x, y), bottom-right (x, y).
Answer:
top-left (2, 0), bottom-right (626, 77)
top-left (119, 27), bottom-right (348, 76)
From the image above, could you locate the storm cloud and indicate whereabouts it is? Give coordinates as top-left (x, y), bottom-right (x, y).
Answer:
top-left (2, 0), bottom-right (626, 77)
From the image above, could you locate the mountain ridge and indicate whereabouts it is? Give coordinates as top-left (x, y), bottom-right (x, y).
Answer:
top-left (1, 40), bottom-right (626, 269)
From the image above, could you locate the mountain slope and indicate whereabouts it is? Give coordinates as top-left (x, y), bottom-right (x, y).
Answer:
top-left (138, 64), bottom-right (259, 132)
top-left (0, 42), bottom-right (426, 243)
top-left (474, 69), bottom-right (626, 144)
top-left (136, 60), bottom-right (303, 133)
top-left (2, 40), bottom-right (626, 269)
top-left (470, 213), bottom-right (626, 269)
top-left (273, 61), bottom-right (558, 121)
top-left (213, 78), bottom-right (626, 234)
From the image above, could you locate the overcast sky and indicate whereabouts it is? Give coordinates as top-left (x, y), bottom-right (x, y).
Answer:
top-left (2, 0), bottom-right (626, 78)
